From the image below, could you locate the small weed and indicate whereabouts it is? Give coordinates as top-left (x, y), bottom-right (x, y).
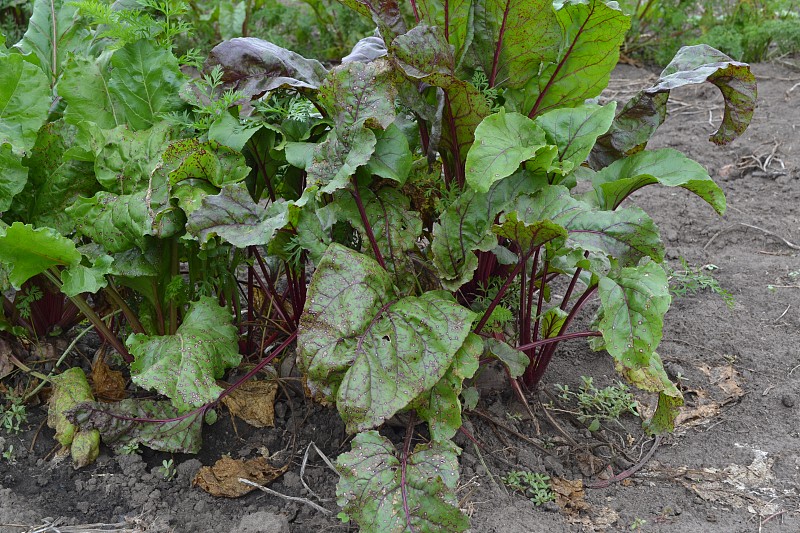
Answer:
top-left (0, 395), bottom-right (27, 434)
top-left (502, 471), bottom-right (556, 505)
top-left (159, 458), bottom-right (176, 480)
top-left (119, 442), bottom-right (141, 455)
top-left (2, 444), bottom-right (16, 464)
top-left (630, 517), bottom-right (647, 530)
top-left (556, 376), bottom-right (639, 431)
top-left (668, 258), bottom-right (735, 309)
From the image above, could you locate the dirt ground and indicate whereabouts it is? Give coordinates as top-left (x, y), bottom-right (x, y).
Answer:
top-left (1, 61), bottom-right (800, 533)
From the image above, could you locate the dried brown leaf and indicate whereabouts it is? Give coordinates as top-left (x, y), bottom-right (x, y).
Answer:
top-left (90, 358), bottom-right (127, 401)
top-left (551, 477), bottom-right (590, 514)
top-left (193, 456), bottom-right (286, 498)
top-left (220, 379), bottom-right (277, 428)
top-left (0, 340), bottom-right (13, 379)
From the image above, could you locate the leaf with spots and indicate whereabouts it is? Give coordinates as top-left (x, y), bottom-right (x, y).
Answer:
top-left (93, 123), bottom-right (174, 194)
top-left (186, 182), bottom-right (290, 248)
top-left (335, 186), bottom-right (422, 290)
top-left (9, 120), bottom-right (99, 233)
top-left (127, 297), bottom-right (241, 411)
top-left (306, 128), bottom-right (377, 196)
top-left (66, 399), bottom-right (204, 454)
top-left (590, 45), bottom-right (756, 169)
top-left (597, 260), bottom-right (671, 375)
top-left (484, 338), bottom-right (529, 378)
top-left (318, 59), bottom-right (397, 132)
top-left (336, 431), bottom-right (468, 533)
top-left (159, 139), bottom-right (250, 189)
top-left (298, 244), bottom-right (476, 433)
top-left (412, 332), bottom-right (483, 442)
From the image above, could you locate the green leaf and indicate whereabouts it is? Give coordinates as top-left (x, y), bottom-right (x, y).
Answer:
top-left (307, 128), bottom-right (377, 195)
top-left (597, 261), bottom-right (671, 372)
top-left (522, 0), bottom-right (629, 117)
top-left (208, 111), bottom-right (263, 152)
top-left (590, 44), bottom-right (756, 168)
top-left (484, 338), bottom-right (529, 378)
top-left (413, 332), bottom-right (483, 442)
top-left (10, 120), bottom-right (99, 233)
top-left (66, 399), bottom-right (204, 454)
top-left (472, 0), bottom-right (561, 89)
top-left (0, 222), bottom-right (80, 289)
top-left (186, 182), bottom-right (290, 248)
top-left (68, 191), bottom-right (152, 253)
top-left (492, 211), bottom-right (567, 252)
top-left (533, 102), bottom-right (616, 171)
top-left (0, 144), bottom-right (29, 213)
top-left (61, 254), bottom-right (113, 297)
top-left (59, 55), bottom-right (121, 129)
top-left (298, 245), bottom-right (476, 432)
top-left (432, 171), bottom-right (538, 290)
top-left (0, 53), bottom-right (51, 154)
top-left (540, 306), bottom-right (568, 339)
top-left (206, 37), bottom-right (328, 96)
top-left (108, 40), bottom-right (185, 130)
top-left (336, 431), bottom-right (468, 533)
top-left (128, 297), bottom-right (241, 411)
top-left (218, 1), bottom-right (246, 40)
top-left (367, 123), bottom-right (412, 184)
top-left (14, 0), bottom-right (89, 86)
top-left (591, 148), bottom-right (726, 214)
top-left (509, 185), bottom-right (664, 265)
top-left (318, 59), bottom-right (397, 131)
top-left (90, 123), bottom-right (173, 193)
top-left (465, 110), bottom-right (549, 192)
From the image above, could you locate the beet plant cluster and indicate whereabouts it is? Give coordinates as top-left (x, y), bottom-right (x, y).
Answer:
top-left (0, 0), bottom-right (755, 530)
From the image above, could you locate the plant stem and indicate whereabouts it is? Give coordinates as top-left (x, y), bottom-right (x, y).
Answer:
top-left (168, 239), bottom-right (179, 335)
top-left (350, 180), bottom-right (387, 270)
top-left (400, 410), bottom-right (417, 533)
top-left (42, 269), bottom-right (133, 363)
top-left (105, 281), bottom-right (145, 334)
top-left (251, 247), bottom-right (295, 328)
top-left (474, 251), bottom-right (532, 334)
top-left (529, 259), bottom-right (549, 355)
top-left (515, 330), bottom-right (602, 353)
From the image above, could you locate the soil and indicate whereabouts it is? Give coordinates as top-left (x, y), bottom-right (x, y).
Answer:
top-left (2, 61), bottom-right (800, 533)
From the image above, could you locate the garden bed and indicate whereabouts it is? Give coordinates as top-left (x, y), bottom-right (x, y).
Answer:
top-left (1, 61), bottom-right (799, 533)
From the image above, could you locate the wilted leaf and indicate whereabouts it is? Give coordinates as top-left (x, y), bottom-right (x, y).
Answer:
top-left (336, 431), bottom-right (468, 532)
top-left (128, 297), bottom-right (241, 411)
top-left (47, 368), bottom-right (100, 468)
top-left (206, 37), bottom-right (328, 96)
top-left (221, 380), bottom-right (278, 428)
top-left (0, 340), bottom-right (13, 380)
top-left (551, 477), bottom-right (590, 514)
top-left (590, 44), bottom-right (757, 168)
top-left (67, 399), bottom-right (204, 453)
top-left (90, 358), bottom-right (127, 401)
top-left (194, 456), bottom-right (286, 498)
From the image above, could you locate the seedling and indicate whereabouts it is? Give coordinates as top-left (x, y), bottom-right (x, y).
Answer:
top-left (556, 377), bottom-right (639, 431)
top-left (1, 395), bottom-right (27, 434)
top-left (668, 258), bottom-right (735, 309)
top-left (159, 458), bottom-right (176, 480)
top-left (502, 471), bottom-right (556, 506)
top-left (2, 444), bottom-right (16, 464)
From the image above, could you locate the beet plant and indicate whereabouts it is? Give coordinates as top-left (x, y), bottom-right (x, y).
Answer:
top-left (0, 0), bottom-right (756, 530)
